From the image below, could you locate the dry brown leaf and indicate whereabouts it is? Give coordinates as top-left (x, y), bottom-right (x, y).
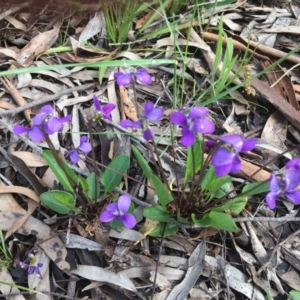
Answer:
top-left (17, 27), bottom-right (60, 67)
top-left (0, 77), bottom-right (31, 122)
top-left (261, 111), bottom-right (287, 161)
top-left (0, 186), bottom-right (40, 203)
top-left (119, 86), bottom-right (139, 121)
top-left (11, 151), bottom-right (48, 167)
top-left (5, 199), bottom-right (38, 240)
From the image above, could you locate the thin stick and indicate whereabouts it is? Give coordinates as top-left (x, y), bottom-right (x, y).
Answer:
top-left (0, 83), bottom-right (96, 116)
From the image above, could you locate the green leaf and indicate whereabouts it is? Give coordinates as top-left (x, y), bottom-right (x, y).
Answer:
top-left (86, 172), bottom-right (100, 200)
top-left (150, 175), bottom-right (173, 207)
top-left (184, 139), bottom-right (202, 184)
top-left (79, 176), bottom-right (89, 193)
top-left (209, 175), bottom-right (231, 195)
top-left (42, 150), bottom-right (78, 192)
top-left (191, 213), bottom-right (211, 227)
top-left (109, 219), bottom-right (124, 229)
top-left (132, 145), bottom-right (152, 180)
top-left (266, 290), bottom-right (273, 300)
top-left (212, 197), bottom-right (247, 215)
top-left (242, 181), bottom-right (269, 196)
top-left (290, 290), bottom-right (300, 300)
top-left (201, 166), bottom-right (215, 191)
top-left (209, 211), bottom-right (237, 232)
top-left (100, 155), bottom-right (130, 193)
top-left (148, 223), bottom-right (179, 237)
top-left (143, 205), bottom-right (174, 223)
top-left (40, 190), bottom-right (76, 214)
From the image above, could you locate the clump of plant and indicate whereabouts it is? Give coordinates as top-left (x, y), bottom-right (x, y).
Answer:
top-left (12, 65), bottom-right (300, 281)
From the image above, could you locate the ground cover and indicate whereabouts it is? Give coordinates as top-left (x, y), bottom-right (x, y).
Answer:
top-left (1, 0), bottom-right (300, 299)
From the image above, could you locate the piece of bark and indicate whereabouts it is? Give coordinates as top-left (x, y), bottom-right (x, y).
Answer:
top-left (251, 78), bottom-right (300, 132)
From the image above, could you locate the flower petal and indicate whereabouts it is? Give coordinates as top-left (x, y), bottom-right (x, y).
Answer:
top-left (135, 68), bottom-right (152, 85)
top-left (93, 95), bottom-right (101, 111)
top-left (122, 213), bottom-right (137, 228)
top-left (35, 264), bottom-right (43, 279)
top-left (143, 128), bottom-right (154, 141)
top-left (106, 202), bottom-right (118, 212)
top-left (188, 106), bottom-right (208, 118)
top-left (145, 107), bottom-right (164, 121)
top-left (100, 211), bottom-right (115, 222)
top-left (57, 115), bottom-right (71, 124)
top-left (180, 127), bottom-right (195, 147)
top-left (18, 261), bottom-right (29, 269)
top-left (284, 169), bottom-right (300, 191)
top-left (211, 148), bottom-right (235, 168)
top-left (28, 266), bottom-right (36, 275)
top-left (266, 192), bottom-right (277, 209)
top-left (33, 112), bottom-right (47, 126)
top-left (47, 116), bottom-right (62, 133)
top-left (286, 191), bottom-right (300, 204)
top-left (231, 155), bottom-right (242, 174)
top-left (120, 119), bottom-right (142, 129)
top-left (70, 150), bottom-right (79, 163)
top-left (241, 138), bottom-right (256, 152)
top-left (117, 195), bottom-right (131, 213)
top-left (214, 163), bottom-right (233, 177)
top-left (102, 103), bottom-right (116, 120)
top-left (115, 72), bottom-right (133, 86)
top-left (13, 125), bottom-right (29, 135)
top-left (269, 174), bottom-right (281, 192)
top-left (219, 134), bottom-right (243, 152)
top-left (193, 117), bottom-right (215, 134)
top-left (78, 141), bottom-right (92, 154)
top-left (79, 136), bottom-right (88, 145)
top-left (205, 140), bottom-right (217, 148)
top-left (28, 126), bottom-right (44, 142)
top-left (40, 105), bottom-right (53, 114)
top-left (170, 111), bottom-right (187, 126)
top-left (286, 158), bottom-right (300, 170)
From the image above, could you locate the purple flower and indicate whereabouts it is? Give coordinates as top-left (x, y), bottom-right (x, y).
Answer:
top-left (93, 95), bottom-right (116, 121)
top-left (266, 169), bottom-right (300, 209)
top-left (170, 106), bottom-right (215, 147)
top-left (144, 101), bottom-right (164, 121)
top-left (13, 124), bottom-right (44, 142)
top-left (100, 195), bottom-right (136, 229)
top-left (65, 136), bottom-right (92, 163)
top-left (114, 68), bottom-right (152, 86)
top-left (114, 72), bottom-right (133, 86)
top-left (120, 101), bottom-right (163, 141)
top-left (211, 134), bottom-right (256, 177)
top-left (17, 254), bottom-right (43, 279)
top-left (285, 158), bottom-right (300, 171)
top-left (33, 105), bottom-right (71, 134)
top-left (135, 68), bottom-right (152, 85)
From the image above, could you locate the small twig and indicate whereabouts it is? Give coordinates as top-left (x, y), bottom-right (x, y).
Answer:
top-left (0, 291), bottom-right (86, 299)
top-left (0, 83), bottom-right (96, 116)
top-left (233, 217), bottom-right (300, 223)
top-left (256, 228), bottom-right (300, 275)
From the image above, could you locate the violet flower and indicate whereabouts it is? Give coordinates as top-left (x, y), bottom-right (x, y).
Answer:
top-left (120, 101), bottom-right (163, 141)
top-left (17, 254), bottom-right (43, 279)
top-left (65, 136), bottom-right (92, 163)
top-left (100, 195), bottom-right (136, 229)
top-left (93, 95), bottom-right (116, 121)
top-left (13, 124), bottom-right (45, 142)
top-left (114, 68), bottom-right (152, 86)
top-left (285, 157), bottom-right (300, 171)
top-left (266, 168), bottom-right (300, 209)
top-left (211, 134), bottom-right (256, 177)
top-left (170, 106), bottom-right (215, 147)
top-left (33, 105), bottom-right (71, 134)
